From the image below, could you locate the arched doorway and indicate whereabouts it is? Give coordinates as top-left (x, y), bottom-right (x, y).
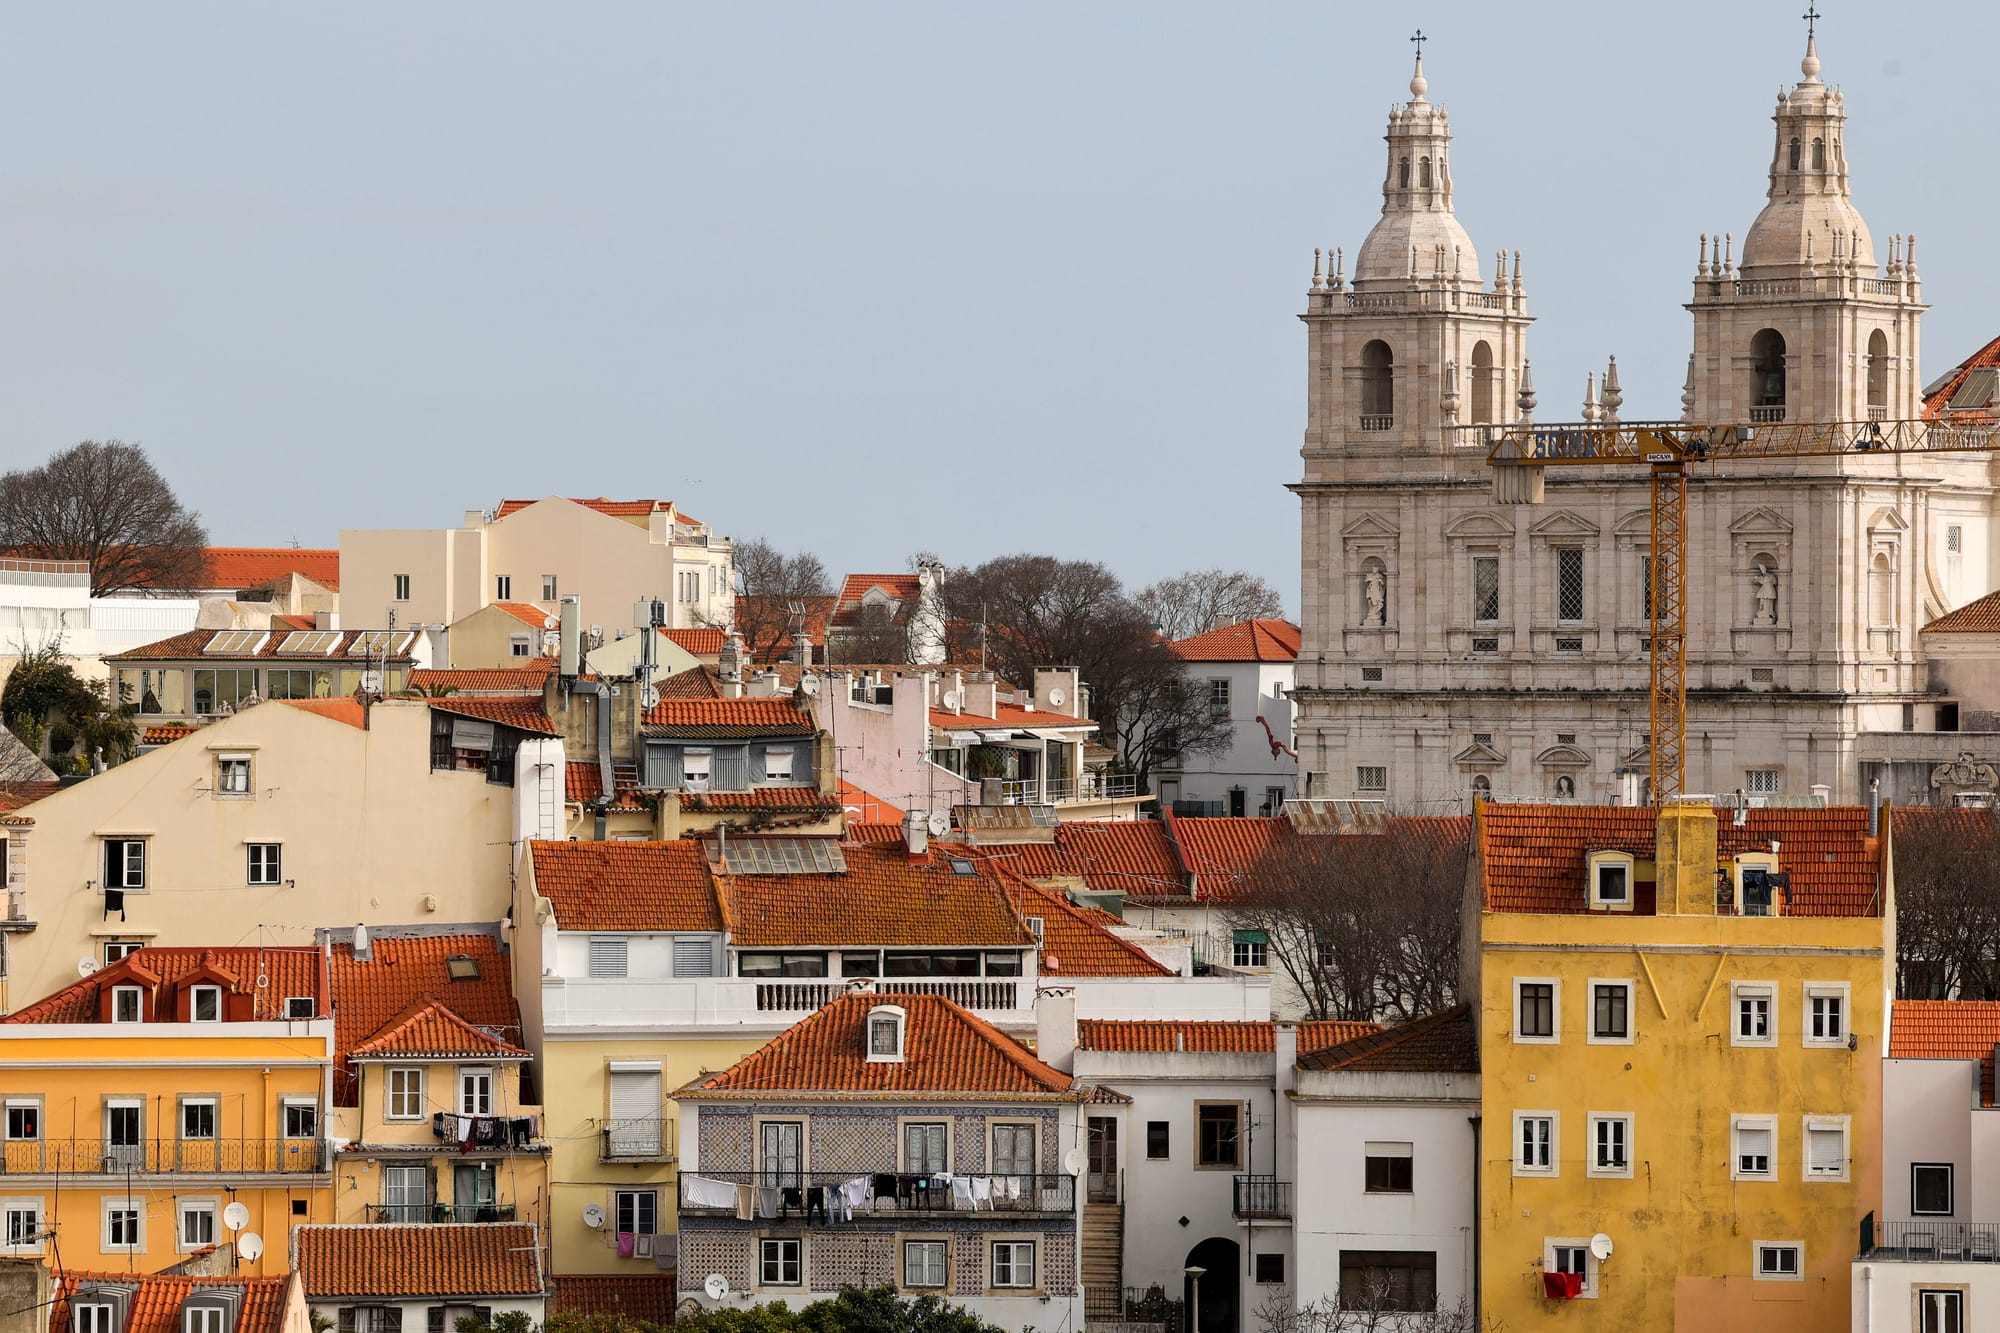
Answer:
top-left (1750, 328), bottom-right (1787, 420)
top-left (1184, 1237), bottom-right (1240, 1333)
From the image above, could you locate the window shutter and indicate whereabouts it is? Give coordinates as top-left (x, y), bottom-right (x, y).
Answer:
top-left (747, 745), bottom-right (767, 784)
top-left (644, 743), bottom-right (681, 791)
top-left (714, 746), bottom-right (750, 792)
top-left (608, 1068), bottom-right (662, 1155)
top-left (672, 938), bottom-right (715, 978)
top-left (588, 938), bottom-right (628, 978)
top-left (1809, 1127), bottom-right (1842, 1173)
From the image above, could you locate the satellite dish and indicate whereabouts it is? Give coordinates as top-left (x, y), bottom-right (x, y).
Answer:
top-left (1589, 1233), bottom-right (1614, 1261)
top-left (1063, 1146), bottom-right (1087, 1176)
top-left (223, 1202), bottom-right (251, 1232)
top-left (703, 1275), bottom-right (730, 1301)
top-left (77, 957), bottom-right (100, 977)
top-left (799, 674), bottom-right (821, 697)
top-left (927, 810), bottom-right (951, 837)
top-left (942, 690), bottom-right (961, 709)
top-left (543, 615), bottom-right (559, 631)
top-left (235, 1232), bottom-right (265, 1263)
top-left (582, 1203), bottom-right (605, 1229)
top-left (1048, 687), bottom-right (1066, 706)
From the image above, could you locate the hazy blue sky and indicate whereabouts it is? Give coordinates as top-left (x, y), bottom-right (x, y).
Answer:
top-left (4, 3), bottom-right (1996, 610)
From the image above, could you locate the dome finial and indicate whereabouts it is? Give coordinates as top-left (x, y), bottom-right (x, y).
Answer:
top-left (1800, 3), bottom-right (1822, 81)
top-left (1408, 28), bottom-right (1428, 100)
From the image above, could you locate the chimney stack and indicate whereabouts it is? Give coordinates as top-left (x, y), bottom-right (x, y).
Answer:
top-left (902, 808), bottom-right (929, 861)
top-left (559, 596), bottom-right (582, 677)
top-left (1035, 988), bottom-right (1078, 1074)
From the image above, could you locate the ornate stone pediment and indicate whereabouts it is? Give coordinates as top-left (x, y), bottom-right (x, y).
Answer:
top-left (1528, 509), bottom-right (1601, 540)
top-left (1931, 751), bottom-right (1998, 797)
top-left (1453, 740), bottom-right (1507, 767)
top-left (1444, 512), bottom-right (1514, 542)
top-left (1614, 509), bottom-right (1653, 539)
top-left (1729, 505), bottom-right (1794, 536)
top-left (1341, 511), bottom-right (1402, 540)
top-left (1536, 744), bottom-right (1592, 768)
top-left (1866, 505), bottom-right (1909, 534)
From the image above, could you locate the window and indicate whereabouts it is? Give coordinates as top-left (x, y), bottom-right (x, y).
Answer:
top-left (75, 1307), bottom-right (114, 1333)
top-left (247, 843), bottom-right (282, 886)
top-left (1556, 549), bottom-right (1584, 622)
top-left (192, 668), bottom-right (259, 716)
top-left (190, 985), bottom-right (222, 1022)
top-left (1804, 983), bottom-right (1848, 1046)
top-left (6, 1100), bottom-right (41, 1141)
top-left (1588, 1114), bottom-right (1632, 1177)
top-left (904, 1122), bottom-right (947, 1174)
top-left (903, 1239), bottom-right (947, 1289)
top-left (1803, 1116), bottom-right (1848, 1180)
top-left (283, 1101), bottom-right (318, 1139)
top-left (264, 669), bottom-right (318, 700)
top-left (179, 1201), bottom-right (216, 1250)
top-left (112, 986), bottom-right (143, 1023)
top-left (588, 937), bottom-right (629, 979)
top-left (1589, 854), bottom-right (1632, 910)
top-left (496, 576), bottom-right (512, 600)
top-left (509, 634), bottom-right (531, 658)
top-left (1196, 1103), bottom-right (1241, 1168)
top-left (1356, 765), bottom-right (1387, 793)
top-left (1473, 556), bottom-right (1500, 623)
top-left (1203, 678), bottom-right (1232, 722)
top-left (104, 839), bottom-right (146, 891)
top-left (991, 1240), bottom-right (1036, 1289)
top-left (683, 748), bottom-right (712, 791)
top-left (1920, 1289), bottom-right (1965, 1333)
top-left (542, 575), bottom-right (558, 601)
top-left (395, 574), bottom-right (411, 602)
top-left (869, 1010), bottom-right (905, 1060)
top-left (1733, 983), bottom-right (1775, 1046)
top-left (105, 1201), bottom-right (142, 1250)
top-left (1754, 1242), bottom-right (1801, 1279)
top-left (1514, 979), bottom-right (1557, 1041)
top-left (992, 1122), bottom-right (1035, 1178)
top-left (1746, 769), bottom-right (1779, 795)
top-left (180, 1099), bottom-right (216, 1140)
top-left (387, 1069), bottom-right (424, 1121)
top-left (1590, 981), bottom-right (1632, 1042)
top-left (1146, 1121), bottom-right (1169, 1159)
top-left (1514, 1113), bottom-right (1555, 1175)
top-left (1364, 1142), bottom-right (1413, 1193)
top-left (760, 1121), bottom-right (803, 1187)
top-left (103, 941), bottom-right (143, 965)
top-left (1547, 1243), bottom-right (1594, 1298)
top-left (1232, 929), bottom-right (1268, 969)
top-left (2, 1200), bottom-right (41, 1252)
top-left (1948, 525), bottom-right (1963, 555)
top-left (458, 1067), bottom-right (493, 1116)
top-left (614, 1189), bottom-right (657, 1236)
top-left (760, 1237), bottom-right (802, 1286)
top-left (285, 996), bottom-right (314, 1019)
top-left (764, 747), bottom-right (795, 781)
top-left (1337, 1251), bottom-right (1436, 1313)
top-left (1913, 1163), bottom-right (1954, 1216)
top-left (338, 1311), bottom-right (402, 1333)
top-left (1732, 1116), bottom-right (1775, 1179)
top-left (1359, 340), bottom-right (1394, 424)
top-left (381, 1165), bottom-right (427, 1223)
top-left (1254, 1253), bottom-right (1286, 1285)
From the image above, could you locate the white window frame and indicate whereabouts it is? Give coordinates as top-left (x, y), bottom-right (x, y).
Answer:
top-left (177, 1198), bottom-right (218, 1252)
top-left (541, 575), bottom-right (558, 601)
top-left (759, 1236), bottom-right (803, 1287)
top-left (1803, 982), bottom-right (1850, 1048)
top-left (1587, 852), bottom-right (1635, 911)
top-left (1745, 768), bottom-right (1780, 796)
top-left (102, 940), bottom-right (144, 966)
top-left (1586, 978), bottom-right (1635, 1045)
top-left (1, 1198), bottom-right (44, 1255)
top-left (458, 1066), bottom-right (494, 1116)
top-left (1731, 1114), bottom-right (1777, 1181)
top-left (5, 1098), bottom-right (43, 1142)
top-left (185, 1309), bottom-right (224, 1333)
top-left (282, 1099), bottom-right (318, 1140)
top-left (1512, 977), bottom-right (1560, 1044)
top-left (190, 984), bottom-right (223, 1023)
top-left (764, 747), bottom-right (795, 781)
top-left (509, 633), bottom-right (532, 658)
top-left (902, 1237), bottom-right (948, 1290)
top-left (1731, 981), bottom-right (1777, 1047)
top-left (386, 1068), bottom-right (425, 1121)
top-left (215, 755), bottom-right (253, 797)
top-left (285, 996), bottom-right (314, 1019)
top-left (179, 1097), bottom-right (217, 1141)
top-left (867, 1006), bottom-right (906, 1063)
top-left (104, 838), bottom-right (147, 892)
top-left (990, 1238), bottom-right (1038, 1290)
top-left (1586, 1112), bottom-right (1633, 1179)
top-left (246, 842), bottom-right (283, 886)
top-left (1355, 765), bottom-right (1388, 794)
top-left (1918, 1288), bottom-right (1965, 1333)
top-left (1542, 1238), bottom-right (1598, 1299)
top-left (1802, 1114), bottom-right (1850, 1182)
top-left (112, 986), bottom-right (143, 1024)
top-left (102, 1198), bottom-right (144, 1252)
top-left (683, 748), bottom-right (713, 791)
top-left (1513, 1111), bottom-right (1557, 1177)
top-left (1753, 1241), bottom-right (1802, 1281)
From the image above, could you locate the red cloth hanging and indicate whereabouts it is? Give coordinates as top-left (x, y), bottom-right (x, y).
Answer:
top-left (1542, 1270), bottom-right (1584, 1299)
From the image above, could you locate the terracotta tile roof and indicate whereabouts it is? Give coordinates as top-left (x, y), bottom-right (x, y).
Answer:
top-left (1923, 331), bottom-right (2000, 420)
top-left (1054, 820), bottom-right (1186, 894)
top-left (683, 786), bottom-right (842, 813)
top-left (658, 665), bottom-right (721, 699)
top-left (839, 780), bottom-right (905, 822)
top-left (200, 547), bottom-right (341, 591)
top-left (929, 705), bottom-right (1095, 734)
top-left (294, 1223), bottom-right (545, 1298)
top-left (1172, 815), bottom-right (1292, 902)
top-left (530, 839), bottom-right (723, 931)
top-left (140, 723), bottom-right (198, 745)
top-left (1076, 1019), bottom-right (1378, 1054)
top-left (5, 946), bottom-right (323, 1024)
top-left (717, 840), bottom-right (1029, 948)
top-left (1476, 803), bottom-right (1882, 916)
top-left (0, 779), bottom-right (62, 811)
top-left (1890, 1000), bottom-right (2000, 1106)
top-left (330, 933), bottom-right (524, 1103)
top-left (1169, 618), bottom-right (1302, 663)
top-left (409, 659), bottom-right (559, 695)
top-left (108, 627), bottom-right (415, 662)
top-left (642, 696), bottom-right (815, 736)
top-left (1924, 590), bottom-right (2000, 634)
top-left (662, 627), bottom-right (726, 656)
top-left (1298, 1004), bottom-right (1479, 1073)
top-left (832, 573), bottom-right (922, 627)
top-left (493, 601), bottom-right (554, 627)
top-left (429, 695), bottom-right (560, 736)
top-left (1008, 881), bottom-right (1173, 978)
top-left (284, 697), bottom-right (369, 728)
top-left (564, 761), bottom-right (645, 807)
top-left (494, 496), bottom-right (673, 521)
top-left (846, 821), bottom-right (907, 844)
top-left (680, 992), bottom-right (1073, 1099)
top-left (271, 614), bottom-right (316, 631)
top-left (553, 1276), bottom-right (679, 1323)
top-left (350, 999), bottom-right (530, 1060)
top-left (53, 1272), bottom-right (293, 1333)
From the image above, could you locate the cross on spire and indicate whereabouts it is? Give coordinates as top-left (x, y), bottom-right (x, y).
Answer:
top-left (1802, 3), bottom-right (1820, 39)
top-left (1410, 28), bottom-right (1427, 58)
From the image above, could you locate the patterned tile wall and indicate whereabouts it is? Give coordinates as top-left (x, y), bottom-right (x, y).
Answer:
top-left (692, 1103), bottom-right (1060, 1175)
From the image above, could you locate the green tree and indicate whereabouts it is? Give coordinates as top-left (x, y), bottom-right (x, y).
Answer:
top-left (1, 638), bottom-right (138, 769)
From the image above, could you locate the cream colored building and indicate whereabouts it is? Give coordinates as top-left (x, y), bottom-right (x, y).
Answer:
top-left (1292, 36), bottom-right (1987, 808)
top-left (340, 496), bottom-right (733, 639)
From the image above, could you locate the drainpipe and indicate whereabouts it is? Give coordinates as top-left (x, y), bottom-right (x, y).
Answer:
top-left (1868, 777), bottom-right (1881, 837)
top-left (1468, 1114), bottom-right (1482, 1325)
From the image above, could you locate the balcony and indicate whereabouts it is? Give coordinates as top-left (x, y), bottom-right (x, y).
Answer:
top-left (1749, 405), bottom-right (1788, 423)
top-left (1358, 414), bottom-right (1394, 431)
top-left (363, 1203), bottom-right (517, 1224)
top-left (544, 975), bottom-right (1032, 1030)
top-left (601, 1116), bottom-right (677, 1163)
top-left (1, 1138), bottom-right (330, 1176)
top-left (678, 1171), bottom-right (1075, 1219)
top-left (1860, 1219), bottom-right (2000, 1262)
top-left (1232, 1175), bottom-right (1291, 1220)
top-left (996, 773), bottom-right (1139, 806)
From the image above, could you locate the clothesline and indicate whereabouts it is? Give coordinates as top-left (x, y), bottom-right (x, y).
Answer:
top-left (678, 1171), bottom-right (1031, 1224)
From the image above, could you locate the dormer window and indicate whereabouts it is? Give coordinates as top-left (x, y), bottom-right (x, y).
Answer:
top-left (74, 1305), bottom-right (114, 1333)
top-left (112, 986), bottom-right (143, 1024)
top-left (1587, 851), bottom-right (1635, 912)
top-left (190, 985), bottom-right (222, 1023)
top-left (866, 1004), bottom-right (907, 1063)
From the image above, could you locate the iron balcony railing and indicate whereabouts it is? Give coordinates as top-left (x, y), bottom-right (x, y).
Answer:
top-left (601, 1116), bottom-right (677, 1162)
top-left (1233, 1174), bottom-right (1292, 1219)
top-left (678, 1171), bottom-right (1075, 1218)
top-left (362, 1203), bottom-right (517, 1224)
top-left (997, 774), bottom-right (1140, 805)
top-left (1860, 1219), bottom-right (2000, 1262)
top-left (1, 1138), bottom-right (330, 1175)
top-left (1085, 1286), bottom-right (1183, 1330)
top-left (750, 978), bottom-right (1021, 1014)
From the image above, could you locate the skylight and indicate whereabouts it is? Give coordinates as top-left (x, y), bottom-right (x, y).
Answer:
top-left (445, 956), bottom-right (481, 981)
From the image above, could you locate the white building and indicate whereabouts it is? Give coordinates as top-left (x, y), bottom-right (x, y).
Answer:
top-left (1292, 36), bottom-right (1982, 807)
top-left (0, 557), bottom-right (198, 690)
top-left (1158, 619), bottom-right (1299, 817)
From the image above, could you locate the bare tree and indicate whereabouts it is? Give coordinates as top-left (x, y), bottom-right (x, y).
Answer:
top-left (0, 441), bottom-right (207, 595)
top-left (720, 539), bottom-right (832, 663)
top-left (827, 601), bottom-right (913, 665)
top-left (1890, 807), bottom-right (2000, 999)
top-left (1137, 568), bottom-right (1286, 640)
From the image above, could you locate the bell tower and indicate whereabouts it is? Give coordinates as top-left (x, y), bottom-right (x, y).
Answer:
top-left (1687, 23), bottom-right (1924, 425)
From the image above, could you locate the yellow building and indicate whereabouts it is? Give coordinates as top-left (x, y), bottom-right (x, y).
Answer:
top-left (1471, 799), bottom-right (1890, 1329)
top-left (0, 945), bottom-right (335, 1274)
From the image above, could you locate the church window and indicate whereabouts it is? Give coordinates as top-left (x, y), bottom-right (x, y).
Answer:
top-left (1870, 553), bottom-right (1894, 625)
top-left (1360, 341), bottom-right (1394, 427)
top-left (1788, 138), bottom-right (1801, 171)
top-left (1473, 557), bottom-right (1501, 624)
top-left (1556, 550), bottom-right (1585, 623)
top-left (1867, 330), bottom-right (1889, 412)
top-left (1419, 156), bottom-right (1432, 189)
top-left (1640, 554), bottom-right (1653, 622)
top-left (1397, 156), bottom-right (1410, 189)
top-left (1470, 341), bottom-right (1496, 424)
top-left (1750, 329), bottom-right (1787, 418)
top-left (1811, 137), bottom-right (1825, 170)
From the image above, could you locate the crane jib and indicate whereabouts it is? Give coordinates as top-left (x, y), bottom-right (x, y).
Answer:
top-left (1527, 429), bottom-right (1604, 459)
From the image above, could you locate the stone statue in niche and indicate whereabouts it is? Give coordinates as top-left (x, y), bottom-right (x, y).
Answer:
top-left (1362, 566), bottom-right (1387, 627)
top-left (1752, 561), bottom-right (1779, 626)
top-left (1554, 774), bottom-right (1575, 800)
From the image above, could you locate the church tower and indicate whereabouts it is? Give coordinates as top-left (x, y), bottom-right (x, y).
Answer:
top-left (1687, 29), bottom-right (1924, 424)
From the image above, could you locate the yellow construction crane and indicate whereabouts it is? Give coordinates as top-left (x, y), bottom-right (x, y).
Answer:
top-left (1487, 416), bottom-right (2000, 803)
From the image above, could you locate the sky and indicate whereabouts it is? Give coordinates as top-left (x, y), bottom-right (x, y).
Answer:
top-left (4, 2), bottom-right (1998, 613)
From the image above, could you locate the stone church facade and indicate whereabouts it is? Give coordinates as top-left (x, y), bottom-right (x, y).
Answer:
top-left (1292, 36), bottom-right (1995, 807)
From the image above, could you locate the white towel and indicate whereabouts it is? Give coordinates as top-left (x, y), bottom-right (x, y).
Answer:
top-left (951, 1177), bottom-right (974, 1207)
top-left (839, 1177), bottom-right (870, 1220)
top-left (969, 1176), bottom-right (993, 1207)
top-left (681, 1175), bottom-right (738, 1209)
top-left (1003, 1176), bottom-right (1020, 1201)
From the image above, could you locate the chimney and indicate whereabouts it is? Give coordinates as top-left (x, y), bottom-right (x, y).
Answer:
top-left (902, 808), bottom-right (929, 861)
top-left (719, 632), bottom-right (745, 699)
top-left (1036, 988), bottom-right (1078, 1073)
top-left (313, 610), bottom-right (340, 632)
top-left (351, 923), bottom-right (372, 962)
top-left (1655, 798), bottom-right (1719, 916)
top-left (1869, 777), bottom-right (1882, 837)
top-left (559, 596), bottom-right (582, 676)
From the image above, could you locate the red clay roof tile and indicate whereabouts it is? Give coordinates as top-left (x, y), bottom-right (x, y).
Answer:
top-left (1006, 881), bottom-right (1173, 978)
top-left (429, 696), bottom-right (559, 736)
top-left (929, 705), bottom-right (1095, 734)
top-left (1077, 1019), bottom-right (1379, 1054)
top-left (408, 659), bottom-right (559, 694)
top-left (494, 496), bottom-right (674, 521)
top-left (717, 841), bottom-right (1029, 949)
top-left (1298, 1004), bottom-right (1478, 1073)
top-left (349, 999), bottom-right (530, 1060)
top-left (329, 933), bottom-right (524, 1104)
top-left (642, 697), bottom-right (815, 736)
top-left (294, 1223), bottom-right (545, 1298)
top-left (284, 697), bottom-right (368, 729)
top-left (531, 839), bottom-right (723, 932)
top-left (1169, 618), bottom-right (1302, 663)
top-left (200, 547), bottom-right (342, 591)
top-left (553, 1276), bottom-right (679, 1323)
top-left (1924, 590), bottom-right (2000, 634)
top-left (662, 627), bottom-right (726, 656)
top-left (5, 946), bottom-right (322, 1024)
top-left (53, 1272), bottom-right (293, 1333)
